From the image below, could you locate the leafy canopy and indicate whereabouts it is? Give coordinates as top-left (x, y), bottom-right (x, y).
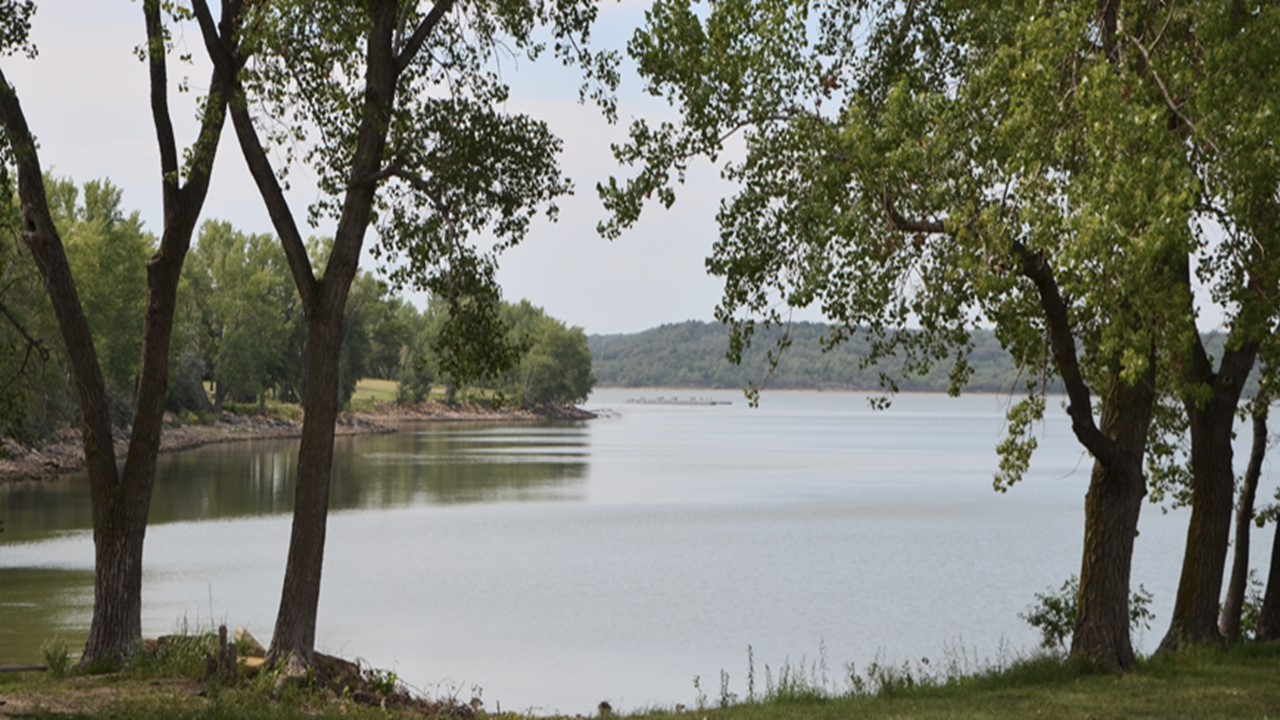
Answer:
top-left (598, 1), bottom-right (1279, 489)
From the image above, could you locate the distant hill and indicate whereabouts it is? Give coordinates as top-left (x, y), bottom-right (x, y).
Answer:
top-left (588, 322), bottom-right (1260, 396)
top-left (587, 321), bottom-right (1028, 392)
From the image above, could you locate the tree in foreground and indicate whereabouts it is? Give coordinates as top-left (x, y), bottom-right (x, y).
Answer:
top-left (600, 0), bottom-right (1228, 670)
top-left (1146, 3), bottom-right (1280, 650)
top-left (192, 0), bottom-right (615, 667)
top-left (0, 0), bottom-right (239, 664)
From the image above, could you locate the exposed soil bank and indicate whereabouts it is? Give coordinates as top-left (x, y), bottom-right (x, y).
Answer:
top-left (0, 402), bottom-right (595, 483)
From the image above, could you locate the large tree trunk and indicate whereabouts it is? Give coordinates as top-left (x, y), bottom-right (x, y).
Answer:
top-left (193, 0), bottom-right (399, 667)
top-left (1159, 404), bottom-right (1236, 649)
top-left (1219, 400), bottom-right (1268, 642)
top-left (81, 481), bottom-right (147, 662)
top-left (1070, 373), bottom-right (1154, 671)
top-left (1160, 344), bottom-right (1256, 651)
top-left (267, 305), bottom-right (346, 663)
top-left (1009, 237), bottom-right (1156, 671)
top-left (1, 71), bottom-right (128, 664)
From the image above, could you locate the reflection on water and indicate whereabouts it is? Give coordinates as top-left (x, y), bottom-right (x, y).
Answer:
top-left (2, 393), bottom-right (1258, 715)
top-left (0, 421), bottom-right (587, 665)
top-left (338, 426), bottom-right (589, 508)
top-left (1, 422), bottom-right (590, 542)
top-left (0, 566), bottom-right (93, 658)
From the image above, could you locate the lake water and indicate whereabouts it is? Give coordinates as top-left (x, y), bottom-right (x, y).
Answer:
top-left (1, 389), bottom-right (1275, 713)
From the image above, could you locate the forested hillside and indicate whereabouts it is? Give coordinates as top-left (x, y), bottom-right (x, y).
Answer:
top-left (589, 322), bottom-right (1250, 395)
top-left (588, 321), bottom-right (1027, 392)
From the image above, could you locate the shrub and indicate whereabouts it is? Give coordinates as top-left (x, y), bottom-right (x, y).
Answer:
top-left (1021, 575), bottom-right (1154, 652)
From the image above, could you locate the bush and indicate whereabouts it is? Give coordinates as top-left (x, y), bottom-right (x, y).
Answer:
top-left (1021, 576), bottom-right (1154, 652)
top-left (42, 638), bottom-right (71, 678)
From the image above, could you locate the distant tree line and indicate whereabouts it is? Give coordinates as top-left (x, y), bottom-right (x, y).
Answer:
top-left (0, 178), bottom-right (594, 447)
top-left (590, 321), bottom-right (1026, 391)
top-left (590, 321), bottom-right (1250, 395)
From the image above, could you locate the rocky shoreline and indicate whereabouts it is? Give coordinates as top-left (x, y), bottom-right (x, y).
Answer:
top-left (0, 401), bottom-right (596, 483)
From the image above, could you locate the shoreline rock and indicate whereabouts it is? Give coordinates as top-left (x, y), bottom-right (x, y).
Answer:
top-left (0, 402), bottom-right (595, 484)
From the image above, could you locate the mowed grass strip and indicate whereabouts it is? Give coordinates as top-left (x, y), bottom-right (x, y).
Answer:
top-left (351, 378), bottom-right (399, 404)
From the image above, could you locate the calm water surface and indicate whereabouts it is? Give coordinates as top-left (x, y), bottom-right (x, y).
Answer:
top-left (1, 390), bottom-right (1274, 713)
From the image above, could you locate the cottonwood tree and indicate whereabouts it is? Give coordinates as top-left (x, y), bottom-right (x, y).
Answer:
top-left (47, 178), bottom-right (153, 418)
top-left (500, 299), bottom-right (594, 408)
top-left (0, 0), bottom-right (240, 664)
top-left (184, 219), bottom-right (292, 410)
top-left (600, 0), bottom-right (1220, 670)
top-left (1143, 2), bottom-right (1280, 650)
top-left (192, 0), bottom-right (615, 667)
top-left (0, 175), bottom-right (62, 440)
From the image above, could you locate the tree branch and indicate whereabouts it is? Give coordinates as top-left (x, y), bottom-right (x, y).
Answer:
top-left (880, 187), bottom-right (1115, 462)
top-left (385, 165), bottom-right (444, 209)
top-left (124, 0), bottom-right (242, 488)
top-left (192, 0), bottom-right (318, 308)
top-left (396, 0), bottom-right (456, 75)
top-left (881, 188), bottom-right (947, 234)
top-left (0, 66), bottom-right (119, 485)
top-left (143, 0), bottom-right (180, 219)
top-left (1012, 239), bottom-right (1118, 465)
top-left (1128, 33), bottom-right (1221, 156)
top-left (0, 295), bottom-right (50, 378)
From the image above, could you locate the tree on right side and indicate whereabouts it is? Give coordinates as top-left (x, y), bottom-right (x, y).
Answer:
top-left (601, 0), bottom-right (1277, 669)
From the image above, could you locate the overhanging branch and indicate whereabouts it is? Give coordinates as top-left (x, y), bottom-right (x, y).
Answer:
top-left (1012, 239), bottom-right (1118, 465)
top-left (0, 296), bottom-right (50, 382)
top-left (192, 0), bottom-right (319, 308)
top-left (882, 185), bottom-right (1116, 463)
top-left (881, 188), bottom-right (947, 234)
top-left (396, 0), bottom-right (456, 74)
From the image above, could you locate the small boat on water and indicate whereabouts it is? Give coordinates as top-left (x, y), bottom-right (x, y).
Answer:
top-left (625, 396), bottom-right (732, 406)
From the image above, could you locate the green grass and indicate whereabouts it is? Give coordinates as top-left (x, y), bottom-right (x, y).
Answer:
top-left (5, 644), bottom-right (1280, 719)
top-left (220, 399), bottom-right (302, 422)
top-left (635, 645), bottom-right (1280, 720)
top-left (351, 378), bottom-right (399, 404)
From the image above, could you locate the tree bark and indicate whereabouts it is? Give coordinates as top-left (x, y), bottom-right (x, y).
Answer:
top-left (267, 307), bottom-right (344, 661)
top-left (1220, 399), bottom-right (1268, 642)
top-left (268, 4), bottom-right (401, 664)
top-left (1260, 527), bottom-right (1280, 641)
top-left (1252, 401), bottom-right (1280, 641)
top-left (1160, 340), bottom-right (1257, 650)
top-left (1069, 371), bottom-right (1155, 671)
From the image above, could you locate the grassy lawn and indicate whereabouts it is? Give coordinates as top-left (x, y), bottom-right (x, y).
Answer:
top-left (3, 645), bottom-right (1279, 719)
top-left (351, 378), bottom-right (399, 404)
top-left (636, 647), bottom-right (1280, 720)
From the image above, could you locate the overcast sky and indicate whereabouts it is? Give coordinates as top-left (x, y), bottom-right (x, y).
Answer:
top-left (5, 3), bottom-right (1230, 339)
top-left (2, 1), bottom-right (762, 336)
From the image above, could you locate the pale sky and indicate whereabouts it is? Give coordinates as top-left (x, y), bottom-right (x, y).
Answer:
top-left (2, 1), bottom-right (753, 336)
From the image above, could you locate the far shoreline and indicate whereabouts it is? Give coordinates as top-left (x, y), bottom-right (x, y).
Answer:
top-left (0, 401), bottom-right (595, 484)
